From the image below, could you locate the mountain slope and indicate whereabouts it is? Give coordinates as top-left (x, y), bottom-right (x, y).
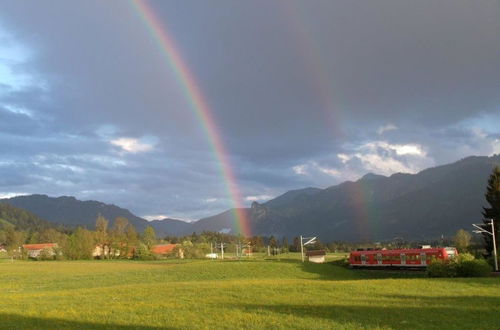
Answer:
top-left (148, 218), bottom-right (193, 237)
top-left (1, 194), bottom-right (150, 231)
top-left (0, 202), bottom-right (59, 232)
top-left (1, 194), bottom-right (189, 237)
top-left (2, 155), bottom-right (499, 241)
top-left (197, 155), bottom-right (500, 241)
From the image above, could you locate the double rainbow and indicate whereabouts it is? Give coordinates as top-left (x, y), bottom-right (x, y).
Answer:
top-left (130, 0), bottom-right (251, 237)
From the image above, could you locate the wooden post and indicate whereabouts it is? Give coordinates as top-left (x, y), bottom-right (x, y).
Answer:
top-left (300, 235), bottom-right (304, 262)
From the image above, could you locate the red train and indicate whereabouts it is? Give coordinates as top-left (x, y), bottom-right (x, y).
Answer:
top-left (349, 247), bottom-right (458, 268)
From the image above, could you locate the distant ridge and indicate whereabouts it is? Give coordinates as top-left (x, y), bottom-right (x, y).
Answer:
top-left (0, 194), bottom-right (186, 237)
top-left (2, 155), bottom-right (499, 241)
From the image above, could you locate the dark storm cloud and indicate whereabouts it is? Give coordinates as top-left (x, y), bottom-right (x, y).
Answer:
top-left (0, 0), bottom-right (499, 219)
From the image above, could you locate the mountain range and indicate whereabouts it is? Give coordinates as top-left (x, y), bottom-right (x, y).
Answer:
top-left (1, 155), bottom-right (499, 241)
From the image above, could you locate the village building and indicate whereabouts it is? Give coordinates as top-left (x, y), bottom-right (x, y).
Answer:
top-left (93, 244), bottom-right (111, 258)
top-left (93, 244), bottom-right (133, 258)
top-left (22, 243), bottom-right (58, 259)
top-left (152, 244), bottom-right (183, 258)
top-left (306, 250), bottom-right (326, 263)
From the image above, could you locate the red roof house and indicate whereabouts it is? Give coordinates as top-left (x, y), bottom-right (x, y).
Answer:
top-left (22, 243), bottom-right (58, 258)
top-left (151, 244), bottom-right (177, 255)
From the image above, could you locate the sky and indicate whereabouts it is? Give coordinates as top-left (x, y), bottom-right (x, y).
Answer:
top-left (0, 0), bottom-right (499, 221)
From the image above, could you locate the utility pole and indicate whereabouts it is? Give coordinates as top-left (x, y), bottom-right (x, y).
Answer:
top-left (221, 242), bottom-right (224, 260)
top-left (473, 219), bottom-right (498, 272)
top-left (300, 235), bottom-right (317, 263)
top-left (300, 236), bottom-right (304, 262)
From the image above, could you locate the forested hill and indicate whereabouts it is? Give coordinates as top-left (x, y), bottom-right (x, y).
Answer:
top-left (0, 203), bottom-right (60, 232)
top-left (0, 195), bottom-right (188, 237)
top-left (1, 195), bottom-right (150, 232)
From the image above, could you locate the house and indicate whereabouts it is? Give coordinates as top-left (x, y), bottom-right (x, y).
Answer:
top-left (152, 244), bottom-right (183, 258)
top-left (22, 243), bottom-right (58, 259)
top-left (93, 243), bottom-right (133, 258)
top-left (306, 250), bottom-right (326, 263)
top-left (93, 244), bottom-right (111, 258)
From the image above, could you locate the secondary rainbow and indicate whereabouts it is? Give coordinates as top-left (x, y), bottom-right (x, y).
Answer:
top-left (130, 0), bottom-right (251, 237)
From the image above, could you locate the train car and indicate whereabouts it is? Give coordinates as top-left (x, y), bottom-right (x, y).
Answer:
top-left (349, 247), bottom-right (458, 268)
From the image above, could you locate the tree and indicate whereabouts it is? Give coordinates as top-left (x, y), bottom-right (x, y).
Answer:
top-left (124, 224), bottom-right (138, 258)
top-left (94, 215), bottom-right (109, 259)
top-left (290, 236), bottom-right (301, 252)
top-left (482, 166), bottom-right (500, 257)
top-left (281, 237), bottom-right (289, 253)
top-left (454, 229), bottom-right (471, 253)
top-left (110, 217), bottom-right (129, 258)
top-left (268, 235), bottom-right (278, 248)
top-left (142, 225), bottom-right (157, 249)
top-left (64, 227), bottom-right (94, 259)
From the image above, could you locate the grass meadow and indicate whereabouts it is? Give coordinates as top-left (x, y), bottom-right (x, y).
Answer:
top-left (0, 255), bottom-right (498, 329)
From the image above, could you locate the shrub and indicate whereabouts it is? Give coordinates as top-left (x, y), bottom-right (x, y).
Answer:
top-left (427, 254), bottom-right (492, 278)
top-left (39, 247), bottom-right (55, 261)
top-left (456, 259), bottom-right (492, 277)
top-left (134, 243), bottom-right (156, 260)
top-left (427, 259), bottom-right (457, 277)
top-left (456, 253), bottom-right (475, 263)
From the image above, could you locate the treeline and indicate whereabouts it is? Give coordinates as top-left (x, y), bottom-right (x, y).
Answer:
top-left (0, 202), bottom-right (488, 261)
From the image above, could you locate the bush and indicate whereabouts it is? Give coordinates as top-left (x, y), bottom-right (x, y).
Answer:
top-left (38, 247), bottom-right (55, 261)
top-left (427, 259), bottom-right (457, 277)
top-left (134, 243), bottom-right (156, 260)
top-left (427, 254), bottom-right (492, 278)
top-left (456, 259), bottom-right (492, 277)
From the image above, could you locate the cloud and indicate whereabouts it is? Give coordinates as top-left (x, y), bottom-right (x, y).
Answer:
top-left (142, 214), bottom-right (169, 221)
top-left (110, 137), bottom-right (154, 154)
top-left (245, 195), bottom-right (273, 202)
top-left (337, 140), bottom-right (434, 176)
top-left (0, 192), bottom-right (28, 199)
top-left (377, 123), bottom-right (398, 135)
top-left (0, 1), bottom-right (498, 222)
top-left (363, 141), bottom-right (425, 157)
top-left (292, 165), bottom-right (307, 175)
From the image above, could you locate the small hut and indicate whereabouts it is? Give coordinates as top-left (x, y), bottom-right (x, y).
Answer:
top-left (306, 250), bottom-right (326, 263)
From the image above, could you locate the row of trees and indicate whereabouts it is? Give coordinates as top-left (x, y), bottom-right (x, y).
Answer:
top-left (0, 215), bottom-right (160, 260)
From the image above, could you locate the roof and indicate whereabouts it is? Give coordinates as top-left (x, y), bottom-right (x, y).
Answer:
top-left (350, 247), bottom-right (453, 255)
top-left (151, 244), bottom-right (177, 254)
top-left (22, 243), bottom-right (58, 250)
top-left (306, 250), bottom-right (326, 256)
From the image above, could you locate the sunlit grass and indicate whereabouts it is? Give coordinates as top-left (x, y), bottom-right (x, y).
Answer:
top-left (0, 257), bottom-right (498, 329)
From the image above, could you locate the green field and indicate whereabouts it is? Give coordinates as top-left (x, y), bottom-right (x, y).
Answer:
top-left (0, 257), bottom-right (498, 329)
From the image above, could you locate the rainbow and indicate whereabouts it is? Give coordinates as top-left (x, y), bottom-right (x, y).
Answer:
top-left (130, 0), bottom-right (251, 237)
top-left (278, 1), bottom-right (343, 138)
